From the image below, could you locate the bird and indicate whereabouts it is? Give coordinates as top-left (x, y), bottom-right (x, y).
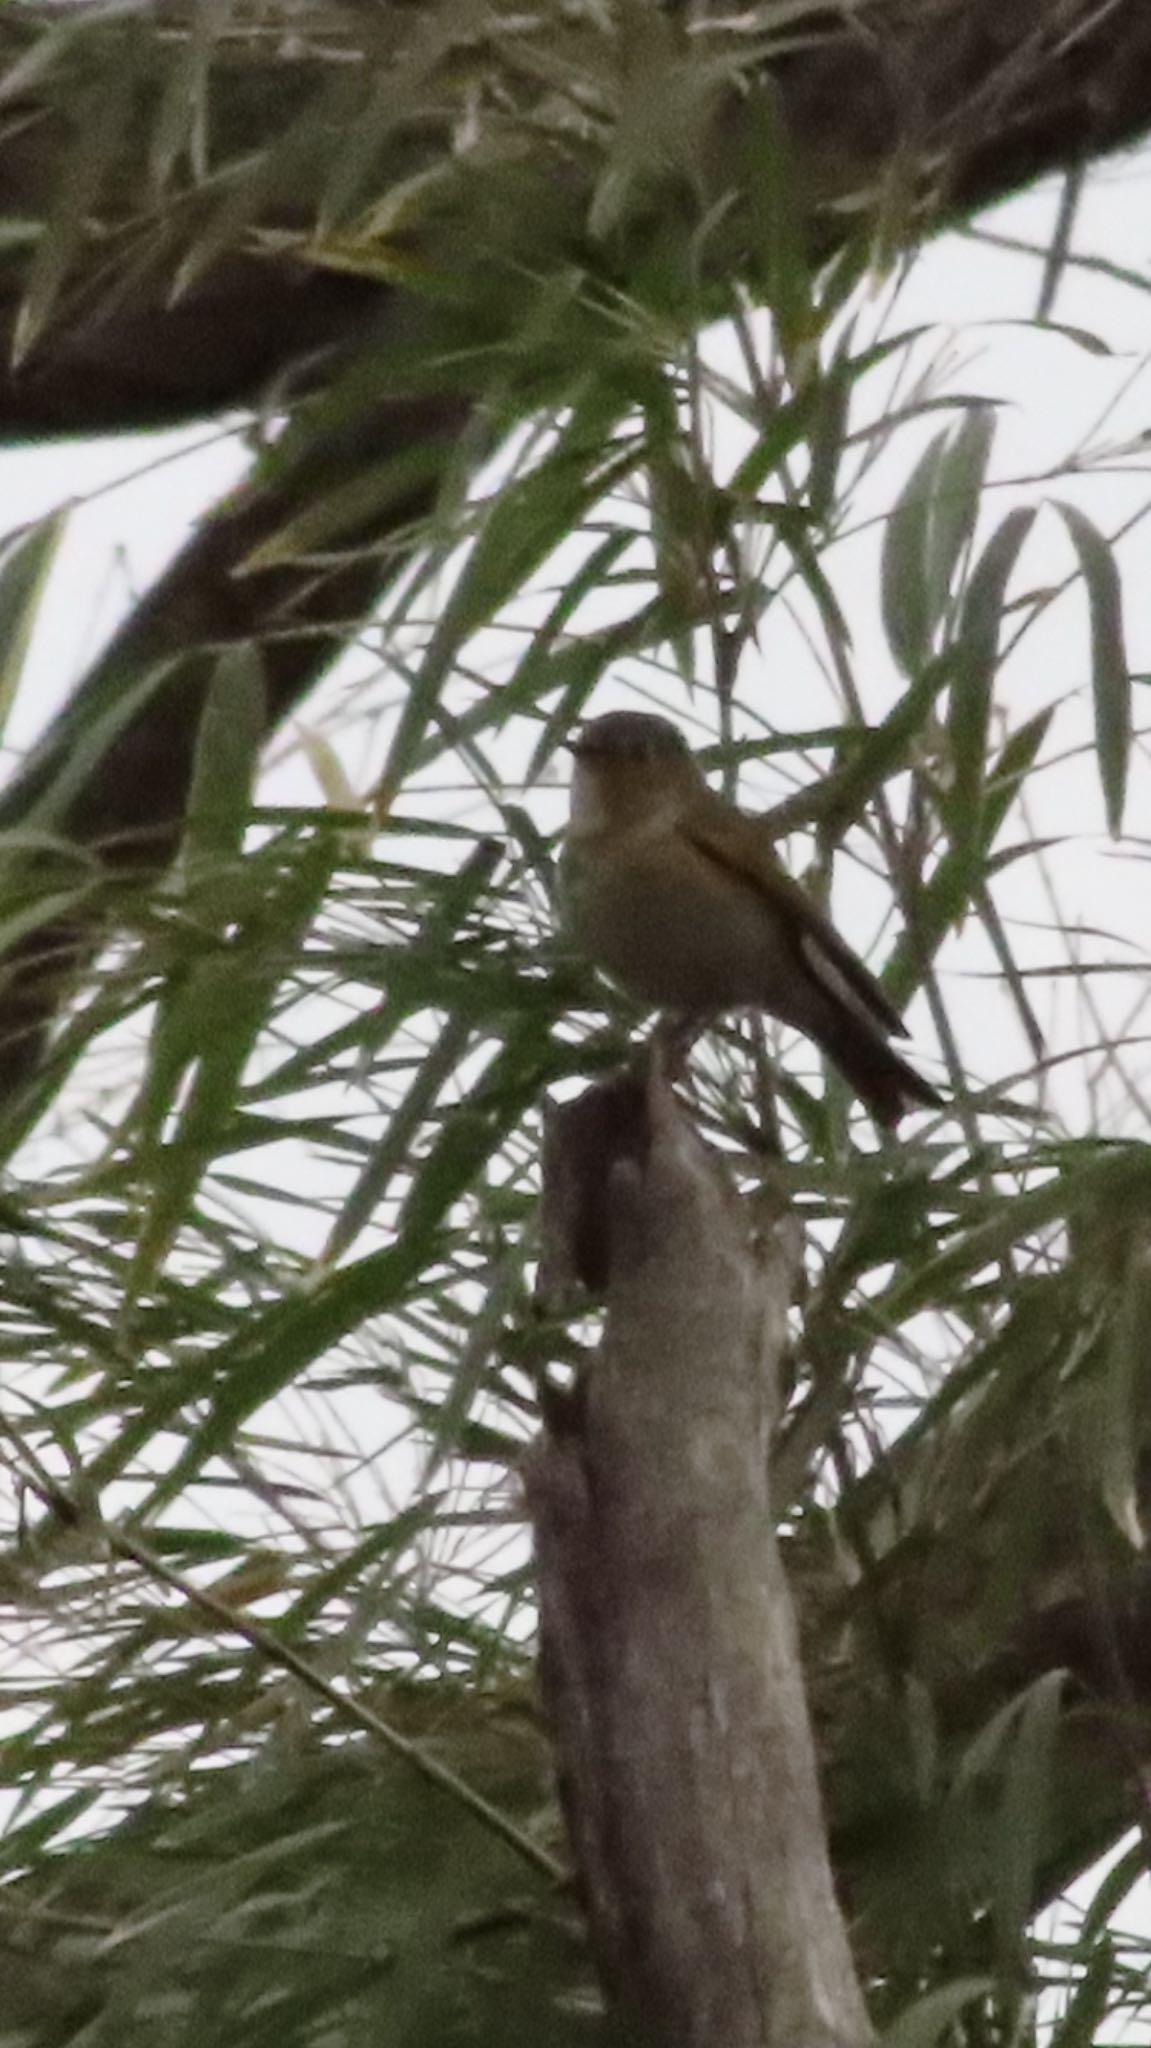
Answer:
top-left (559, 710), bottom-right (941, 1128)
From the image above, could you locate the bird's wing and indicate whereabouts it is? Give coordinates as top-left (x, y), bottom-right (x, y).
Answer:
top-left (682, 789), bottom-right (908, 1039)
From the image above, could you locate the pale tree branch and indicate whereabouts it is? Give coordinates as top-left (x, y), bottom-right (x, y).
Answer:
top-left (528, 1066), bottom-right (872, 2048)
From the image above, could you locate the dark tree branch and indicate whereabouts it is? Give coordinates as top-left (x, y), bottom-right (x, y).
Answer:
top-left (3, 3), bottom-right (1151, 443)
top-left (0, 301), bottom-right (471, 1093)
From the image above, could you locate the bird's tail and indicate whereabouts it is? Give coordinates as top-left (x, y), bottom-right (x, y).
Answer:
top-left (815, 1014), bottom-right (942, 1128)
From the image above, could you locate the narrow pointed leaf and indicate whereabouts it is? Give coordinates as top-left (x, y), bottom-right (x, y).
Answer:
top-left (924, 404), bottom-right (996, 630)
top-left (0, 511), bottom-right (67, 744)
top-left (1094, 1247), bottom-right (1151, 1547)
top-left (377, 428), bottom-right (641, 800)
top-left (882, 430), bottom-right (947, 677)
top-left (1057, 501), bottom-right (1129, 837)
top-left (991, 1670), bottom-right (1064, 1971)
top-left (180, 645), bottom-right (267, 879)
top-left (947, 506), bottom-right (1036, 839)
top-left (883, 1980), bottom-right (992, 2048)
top-left (743, 79), bottom-right (813, 367)
top-left (14, 61), bottom-right (141, 365)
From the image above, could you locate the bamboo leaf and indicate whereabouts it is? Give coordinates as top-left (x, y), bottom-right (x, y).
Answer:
top-left (173, 70), bottom-right (362, 297)
top-left (0, 511), bottom-right (67, 746)
top-left (1050, 1940), bottom-right (1115, 2048)
top-left (882, 1980), bottom-right (992, 2048)
top-left (126, 833), bottom-right (337, 1299)
top-left (946, 506), bottom-right (1036, 844)
top-left (1057, 501), bottom-right (1130, 837)
top-left (990, 1670), bottom-right (1064, 1970)
top-left (879, 1145), bottom-right (1151, 1324)
top-left (376, 426), bottom-right (642, 802)
top-left (792, 658), bottom-right (950, 845)
top-left (240, 439), bottom-right (456, 572)
top-left (0, 7), bottom-right (108, 108)
top-left (881, 430), bottom-right (948, 677)
top-left (923, 403), bottom-right (996, 631)
top-left (180, 645), bottom-right (267, 880)
top-left (806, 347), bottom-right (852, 525)
top-left (1093, 1246), bottom-right (1151, 1547)
top-left (147, 0), bottom-right (227, 189)
top-left (743, 78), bottom-right (813, 369)
top-left (14, 58), bottom-right (142, 365)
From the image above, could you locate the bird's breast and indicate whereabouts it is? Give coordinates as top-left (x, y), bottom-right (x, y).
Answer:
top-left (560, 827), bottom-right (790, 1013)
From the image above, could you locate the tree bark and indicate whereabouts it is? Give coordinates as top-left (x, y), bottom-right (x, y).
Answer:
top-left (0, 300), bottom-right (471, 1095)
top-left (527, 1065), bottom-right (873, 2048)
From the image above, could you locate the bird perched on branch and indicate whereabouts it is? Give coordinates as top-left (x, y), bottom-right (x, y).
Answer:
top-left (560, 710), bottom-right (940, 1128)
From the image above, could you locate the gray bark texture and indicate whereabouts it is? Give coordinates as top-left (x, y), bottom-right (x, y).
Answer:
top-left (528, 1066), bottom-right (873, 2048)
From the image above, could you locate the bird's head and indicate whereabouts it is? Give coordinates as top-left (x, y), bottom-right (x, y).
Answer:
top-left (567, 712), bottom-right (703, 831)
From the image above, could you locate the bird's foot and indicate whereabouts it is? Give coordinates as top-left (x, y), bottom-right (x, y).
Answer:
top-left (647, 1012), bottom-right (706, 1085)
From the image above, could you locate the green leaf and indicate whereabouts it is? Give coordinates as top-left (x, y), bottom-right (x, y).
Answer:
top-left (240, 438), bottom-right (458, 571)
top-left (882, 689), bottom-right (1051, 1001)
top-left (1049, 1939), bottom-right (1115, 2048)
top-left (0, 7), bottom-right (108, 107)
top-left (879, 1146), bottom-right (1151, 1324)
top-left (882, 1980), bottom-right (993, 2048)
top-left (1093, 1246), bottom-right (1151, 1546)
top-left (985, 706), bottom-right (1054, 824)
top-left (173, 69), bottom-right (363, 297)
top-left (146, 0), bottom-right (224, 189)
top-left (377, 423), bottom-right (642, 802)
top-left (0, 511), bottom-right (67, 745)
top-left (882, 430), bottom-right (948, 677)
top-left (882, 410), bottom-right (1000, 681)
top-left (180, 645), bottom-right (267, 881)
top-left (742, 78), bottom-right (813, 369)
top-left (793, 657), bottom-right (950, 846)
top-left (989, 1669), bottom-right (1064, 1973)
top-left (0, 654), bottom-right (184, 840)
top-left (806, 347), bottom-right (852, 525)
top-left (923, 403), bottom-right (996, 631)
top-left (1056, 501), bottom-right (1130, 837)
top-left (14, 58), bottom-right (142, 365)
top-left (523, 597), bottom-right (678, 785)
top-left (946, 506), bottom-right (1036, 844)
top-left (0, 1787), bottom-right (96, 1872)
top-left (316, 1008), bottom-right (475, 1272)
top-left (126, 833), bottom-right (338, 1300)
top-left (729, 378), bottom-right (823, 501)
top-left (498, 528), bottom-right (634, 748)
top-left (420, 1243), bottom-right (526, 1488)
top-left (147, 1011), bottom-right (552, 1511)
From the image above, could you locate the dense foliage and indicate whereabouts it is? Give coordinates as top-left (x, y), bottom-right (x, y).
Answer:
top-left (1, 6), bottom-right (1151, 2044)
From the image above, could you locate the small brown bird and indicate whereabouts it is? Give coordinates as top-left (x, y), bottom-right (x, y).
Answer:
top-left (560, 710), bottom-right (940, 1127)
